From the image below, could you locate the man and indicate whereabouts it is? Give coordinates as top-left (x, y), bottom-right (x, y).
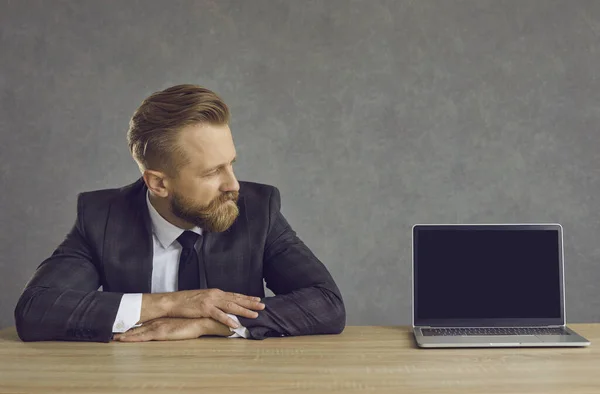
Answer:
top-left (14, 84), bottom-right (345, 342)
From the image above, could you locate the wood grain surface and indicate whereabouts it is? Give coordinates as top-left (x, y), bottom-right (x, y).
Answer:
top-left (0, 324), bottom-right (598, 394)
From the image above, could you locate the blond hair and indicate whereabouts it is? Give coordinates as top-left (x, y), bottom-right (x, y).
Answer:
top-left (127, 84), bottom-right (230, 175)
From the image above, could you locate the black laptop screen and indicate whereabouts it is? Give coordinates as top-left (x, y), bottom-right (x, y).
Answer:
top-left (414, 227), bottom-right (562, 323)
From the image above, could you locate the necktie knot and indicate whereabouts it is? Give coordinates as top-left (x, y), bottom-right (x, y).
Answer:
top-left (177, 231), bottom-right (200, 250)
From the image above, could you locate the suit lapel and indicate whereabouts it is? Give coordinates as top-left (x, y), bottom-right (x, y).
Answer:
top-left (103, 179), bottom-right (250, 294)
top-left (202, 196), bottom-right (251, 293)
top-left (103, 178), bottom-right (153, 293)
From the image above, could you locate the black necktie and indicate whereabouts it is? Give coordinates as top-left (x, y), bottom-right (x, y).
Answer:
top-left (177, 231), bottom-right (201, 290)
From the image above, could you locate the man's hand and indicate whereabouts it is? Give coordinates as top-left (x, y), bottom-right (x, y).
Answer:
top-left (113, 318), bottom-right (231, 342)
top-left (140, 289), bottom-right (265, 329)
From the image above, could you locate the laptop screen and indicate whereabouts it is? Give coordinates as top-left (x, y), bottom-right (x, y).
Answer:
top-left (413, 225), bottom-right (564, 326)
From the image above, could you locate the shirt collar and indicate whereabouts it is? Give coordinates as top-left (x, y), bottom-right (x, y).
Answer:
top-left (146, 191), bottom-right (202, 249)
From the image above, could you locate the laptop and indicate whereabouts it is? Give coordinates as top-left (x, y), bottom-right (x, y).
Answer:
top-left (412, 224), bottom-right (590, 348)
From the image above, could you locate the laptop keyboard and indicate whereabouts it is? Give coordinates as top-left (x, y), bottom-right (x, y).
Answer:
top-left (421, 327), bottom-right (569, 336)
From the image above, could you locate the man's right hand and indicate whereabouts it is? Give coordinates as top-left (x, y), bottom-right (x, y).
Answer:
top-left (140, 289), bottom-right (265, 329)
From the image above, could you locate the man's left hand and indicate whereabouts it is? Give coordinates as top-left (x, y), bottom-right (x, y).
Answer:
top-left (113, 317), bottom-right (231, 342)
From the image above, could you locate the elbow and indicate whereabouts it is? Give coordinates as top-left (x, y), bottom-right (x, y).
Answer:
top-left (329, 298), bottom-right (346, 335)
top-left (320, 286), bottom-right (346, 335)
top-left (14, 287), bottom-right (49, 342)
top-left (15, 318), bottom-right (37, 342)
top-left (15, 303), bottom-right (36, 342)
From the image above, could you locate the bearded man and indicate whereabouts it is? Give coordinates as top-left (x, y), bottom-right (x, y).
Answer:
top-left (14, 84), bottom-right (345, 342)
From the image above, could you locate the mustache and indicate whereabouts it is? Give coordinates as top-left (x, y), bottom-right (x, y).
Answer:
top-left (218, 191), bottom-right (239, 203)
top-left (208, 191), bottom-right (239, 208)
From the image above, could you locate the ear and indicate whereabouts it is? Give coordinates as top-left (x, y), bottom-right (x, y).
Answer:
top-left (142, 170), bottom-right (170, 198)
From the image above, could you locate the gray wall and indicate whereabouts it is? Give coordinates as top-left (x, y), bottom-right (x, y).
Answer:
top-left (1, 0), bottom-right (599, 329)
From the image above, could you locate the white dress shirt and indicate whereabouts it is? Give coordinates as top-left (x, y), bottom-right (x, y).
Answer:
top-left (111, 192), bottom-right (249, 338)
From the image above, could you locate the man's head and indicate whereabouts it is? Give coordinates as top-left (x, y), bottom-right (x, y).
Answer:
top-left (127, 84), bottom-right (240, 232)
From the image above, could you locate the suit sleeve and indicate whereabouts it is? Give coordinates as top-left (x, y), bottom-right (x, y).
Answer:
top-left (14, 194), bottom-right (124, 342)
top-left (237, 187), bottom-right (346, 339)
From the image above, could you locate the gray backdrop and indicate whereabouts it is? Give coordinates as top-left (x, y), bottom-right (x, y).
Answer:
top-left (1, 0), bottom-right (599, 330)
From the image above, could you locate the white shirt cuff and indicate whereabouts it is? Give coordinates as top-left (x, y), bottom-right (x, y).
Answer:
top-left (112, 294), bottom-right (143, 333)
top-left (226, 314), bottom-right (249, 338)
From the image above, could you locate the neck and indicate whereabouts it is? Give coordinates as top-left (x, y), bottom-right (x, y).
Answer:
top-left (148, 192), bottom-right (195, 230)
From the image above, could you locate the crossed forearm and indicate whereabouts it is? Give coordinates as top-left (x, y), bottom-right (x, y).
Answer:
top-left (138, 289), bottom-right (264, 328)
top-left (113, 289), bottom-right (264, 342)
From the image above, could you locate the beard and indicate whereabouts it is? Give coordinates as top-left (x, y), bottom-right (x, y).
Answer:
top-left (170, 190), bottom-right (240, 232)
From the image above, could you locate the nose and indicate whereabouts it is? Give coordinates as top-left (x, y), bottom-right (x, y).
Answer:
top-left (221, 166), bottom-right (240, 193)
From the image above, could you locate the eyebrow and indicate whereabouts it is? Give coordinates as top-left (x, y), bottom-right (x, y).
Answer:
top-left (201, 157), bottom-right (237, 174)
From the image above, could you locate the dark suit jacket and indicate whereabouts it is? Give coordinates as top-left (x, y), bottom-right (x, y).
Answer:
top-left (14, 178), bottom-right (345, 342)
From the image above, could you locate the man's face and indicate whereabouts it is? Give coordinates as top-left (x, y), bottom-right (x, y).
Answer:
top-left (168, 123), bottom-right (240, 232)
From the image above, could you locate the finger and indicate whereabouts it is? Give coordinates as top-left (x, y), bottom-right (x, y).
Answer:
top-left (119, 332), bottom-right (155, 342)
top-left (232, 298), bottom-right (266, 311)
top-left (116, 325), bottom-right (150, 340)
top-left (118, 326), bottom-right (156, 340)
top-left (218, 301), bottom-right (260, 319)
top-left (210, 309), bottom-right (241, 329)
top-left (227, 292), bottom-right (262, 303)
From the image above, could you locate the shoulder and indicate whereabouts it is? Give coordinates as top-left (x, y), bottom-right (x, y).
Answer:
top-left (77, 178), bottom-right (145, 214)
top-left (239, 181), bottom-right (279, 201)
top-left (239, 181), bottom-right (282, 215)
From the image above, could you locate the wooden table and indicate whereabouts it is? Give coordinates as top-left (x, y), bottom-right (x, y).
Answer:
top-left (0, 324), bottom-right (598, 394)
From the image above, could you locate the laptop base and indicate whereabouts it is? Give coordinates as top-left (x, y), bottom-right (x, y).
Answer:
top-left (413, 326), bottom-right (590, 348)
